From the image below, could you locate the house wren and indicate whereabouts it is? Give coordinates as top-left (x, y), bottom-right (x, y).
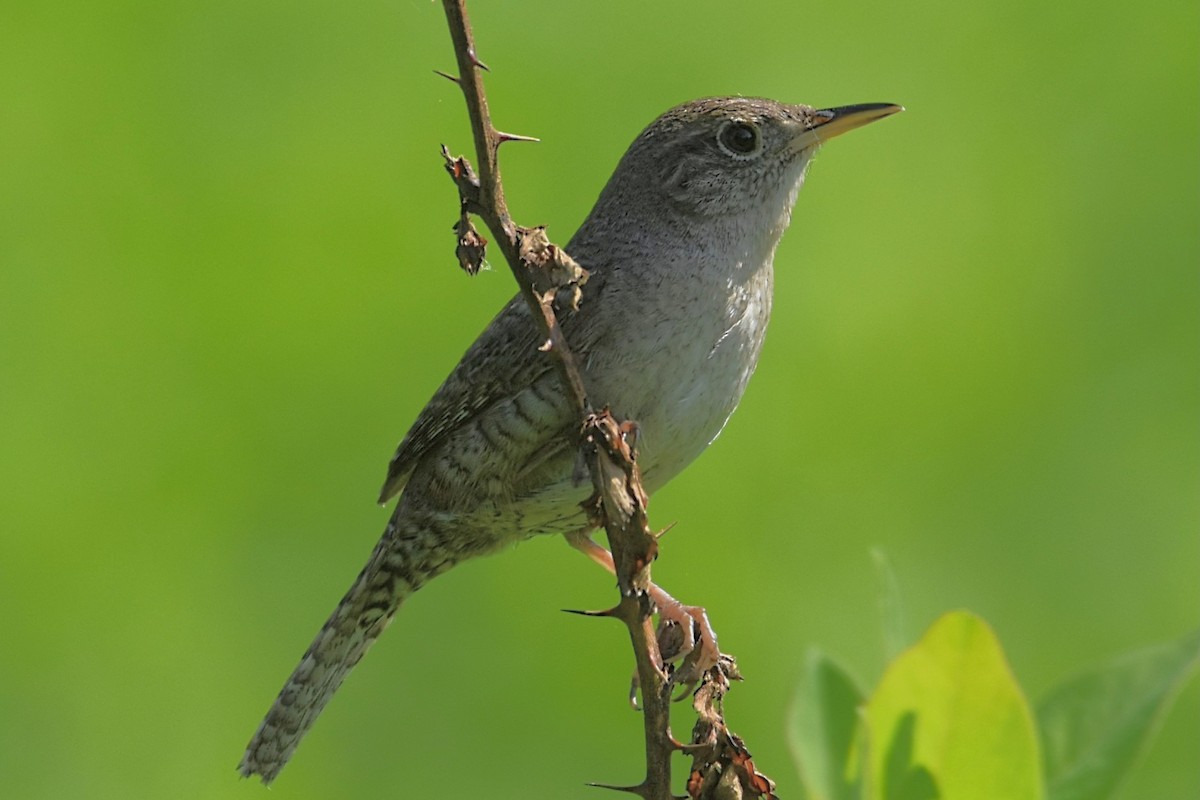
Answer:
top-left (239, 96), bottom-right (901, 783)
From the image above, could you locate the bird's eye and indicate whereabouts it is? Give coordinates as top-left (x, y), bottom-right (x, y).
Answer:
top-left (717, 120), bottom-right (761, 157)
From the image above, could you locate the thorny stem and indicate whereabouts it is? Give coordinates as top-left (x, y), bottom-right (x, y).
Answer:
top-left (440, 3), bottom-right (672, 795)
top-left (439, 3), bottom-right (504, 225)
top-left (440, 0), bottom-right (589, 411)
top-left (437, 3), bottom-right (775, 798)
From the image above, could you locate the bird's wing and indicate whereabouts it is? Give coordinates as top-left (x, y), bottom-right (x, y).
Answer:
top-left (377, 293), bottom-right (558, 504)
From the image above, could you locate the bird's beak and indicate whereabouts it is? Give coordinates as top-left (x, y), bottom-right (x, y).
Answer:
top-left (794, 103), bottom-right (903, 149)
top-left (810, 103), bottom-right (903, 140)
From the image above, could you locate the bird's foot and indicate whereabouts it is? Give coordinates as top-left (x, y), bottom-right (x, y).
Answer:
top-left (649, 583), bottom-right (721, 696)
top-left (565, 529), bottom-right (724, 702)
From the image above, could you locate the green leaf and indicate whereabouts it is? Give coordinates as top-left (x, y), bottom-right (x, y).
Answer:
top-left (863, 610), bottom-right (1044, 800)
top-left (788, 649), bottom-right (865, 800)
top-left (1037, 628), bottom-right (1200, 800)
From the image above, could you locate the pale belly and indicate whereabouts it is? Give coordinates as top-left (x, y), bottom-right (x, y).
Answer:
top-left (582, 266), bottom-right (774, 494)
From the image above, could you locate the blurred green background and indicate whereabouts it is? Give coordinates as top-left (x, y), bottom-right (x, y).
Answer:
top-left (2, 1), bottom-right (1196, 797)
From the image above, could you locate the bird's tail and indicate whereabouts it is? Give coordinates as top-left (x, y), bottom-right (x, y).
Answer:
top-left (238, 512), bottom-right (463, 784)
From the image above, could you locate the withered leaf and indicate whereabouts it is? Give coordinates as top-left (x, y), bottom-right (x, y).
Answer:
top-left (517, 225), bottom-right (589, 310)
top-left (452, 216), bottom-right (488, 276)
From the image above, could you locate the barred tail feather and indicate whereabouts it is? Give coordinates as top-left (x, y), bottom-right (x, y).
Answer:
top-left (239, 515), bottom-right (461, 784)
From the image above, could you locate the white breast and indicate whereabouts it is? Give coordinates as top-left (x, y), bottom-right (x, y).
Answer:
top-left (581, 251), bottom-right (775, 494)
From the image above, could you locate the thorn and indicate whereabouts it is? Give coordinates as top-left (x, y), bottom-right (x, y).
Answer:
top-left (496, 130), bottom-right (541, 144)
top-left (653, 521), bottom-right (678, 541)
top-left (433, 69), bottom-right (460, 84)
top-left (538, 338), bottom-right (553, 352)
top-left (585, 781), bottom-right (650, 797)
top-left (562, 607), bottom-right (619, 618)
top-left (467, 47), bottom-right (489, 71)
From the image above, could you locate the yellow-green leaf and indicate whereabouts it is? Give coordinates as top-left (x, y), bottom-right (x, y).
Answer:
top-left (863, 611), bottom-right (1044, 800)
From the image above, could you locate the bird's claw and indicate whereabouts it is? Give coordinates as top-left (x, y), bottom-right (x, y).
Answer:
top-left (652, 589), bottom-right (720, 691)
top-left (628, 585), bottom-right (722, 707)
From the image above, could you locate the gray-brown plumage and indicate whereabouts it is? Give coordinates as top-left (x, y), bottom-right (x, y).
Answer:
top-left (239, 97), bottom-right (900, 784)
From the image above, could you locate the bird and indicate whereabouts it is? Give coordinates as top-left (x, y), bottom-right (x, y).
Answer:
top-left (239, 96), bottom-right (901, 784)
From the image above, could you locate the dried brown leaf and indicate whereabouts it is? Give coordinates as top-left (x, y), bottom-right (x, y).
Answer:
top-left (517, 225), bottom-right (589, 310)
top-left (452, 216), bottom-right (488, 275)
